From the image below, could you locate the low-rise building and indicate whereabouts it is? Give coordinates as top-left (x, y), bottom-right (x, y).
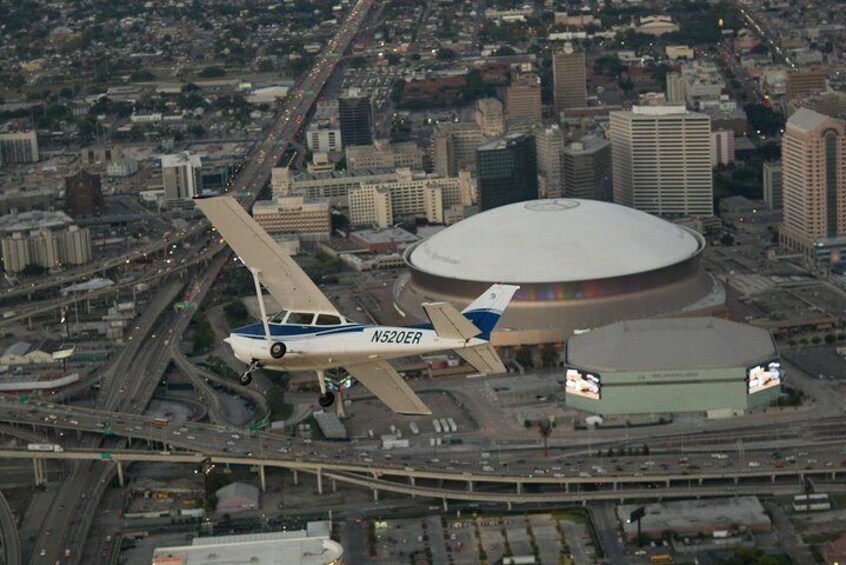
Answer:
top-left (346, 140), bottom-right (424, 172)
top-left (151, 521), bottom-right (343, 565)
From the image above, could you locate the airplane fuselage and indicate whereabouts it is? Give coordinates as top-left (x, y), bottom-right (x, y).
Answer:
top-left (227, 322), bottom-right (484, 371)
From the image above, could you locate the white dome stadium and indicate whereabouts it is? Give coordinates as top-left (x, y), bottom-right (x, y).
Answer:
top-left (406, 199), bottom-right (703, 283)
top-left (395, 199), bottom-right (724, 347)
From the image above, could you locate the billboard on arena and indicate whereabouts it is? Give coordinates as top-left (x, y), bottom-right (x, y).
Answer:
top-left (565, 368), bottom-right (601, 400)
top-left (747, 360), bottom-right (781, 394)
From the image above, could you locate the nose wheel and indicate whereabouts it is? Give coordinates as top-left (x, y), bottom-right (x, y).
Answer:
top-left (240, 361), bottom-right (261, 386)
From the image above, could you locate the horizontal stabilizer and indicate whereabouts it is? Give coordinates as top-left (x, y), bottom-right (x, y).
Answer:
top-left (422, 302), bottom-right (481, 341)
top-left (345, 361), bottom-right (431, 415)
top-left (454, 343), bottom-right (506, 375)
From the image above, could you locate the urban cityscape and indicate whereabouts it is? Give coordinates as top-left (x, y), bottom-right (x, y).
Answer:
top-left (1, 0), bottom-right (846, 563)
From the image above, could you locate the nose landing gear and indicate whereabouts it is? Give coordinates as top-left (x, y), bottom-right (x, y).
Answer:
top-left (241, 360), bottom-right (261, 386)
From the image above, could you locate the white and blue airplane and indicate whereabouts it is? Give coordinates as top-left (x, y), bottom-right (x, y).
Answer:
top-left (196, 196), bottom-right (518, 415)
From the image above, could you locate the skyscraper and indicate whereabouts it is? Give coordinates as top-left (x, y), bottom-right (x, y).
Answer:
top-left (476, 133), bottom-right (538, 211)
top-left (762, 161), bottom-right (782, 211)
top-left (475, 98), bottom-right (505, 137)
top-left (338, 90), bottom-right (373, 147)
top-left (505, 74), bottom-right (542, 127)
top-left (552, 49), bottom-right (587, 113)
top-left (610, 105), bottom-right (713, 217)
top-left (161, 152), bottom-right (203, 202)
top-left (64, 169), bottom-right (104, 218)
top-left (535, 125), bottom-right (565, 198)
top-left (780, 107), bottom-right (846, 258)
top-left (562, 136), bottom-right (612, 201)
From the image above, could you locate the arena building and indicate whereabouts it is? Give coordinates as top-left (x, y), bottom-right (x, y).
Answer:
top-left (564, 318), bottom-right (781, 415)
top-left (394, 199), bottom-right (724, 346)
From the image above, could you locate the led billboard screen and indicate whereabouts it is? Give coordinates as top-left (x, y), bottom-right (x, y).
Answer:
top-left (565, 368), bottom-right (601, 400)
top-left (747, 361), bottom-right (781, 394)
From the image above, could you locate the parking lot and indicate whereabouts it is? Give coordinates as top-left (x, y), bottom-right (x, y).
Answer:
top-left (340, 511), bottom-right (595, 564)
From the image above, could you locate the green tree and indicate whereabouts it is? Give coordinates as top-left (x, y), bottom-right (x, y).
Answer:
top-left (129, 69), bottom-right (155, 82)
top-left (198, 66), bottom-right (226, 78)
top-left (436, 47), bottom-right (456, 60)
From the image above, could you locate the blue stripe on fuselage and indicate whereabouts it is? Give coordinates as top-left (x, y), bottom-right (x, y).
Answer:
top-left (234, 323), bottom-right (367, 340)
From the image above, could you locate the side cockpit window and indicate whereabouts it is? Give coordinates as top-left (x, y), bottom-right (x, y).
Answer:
top-left (315, 314), bottom-right (342, 326)
top-left (287, 312), bottom-right (315, 325)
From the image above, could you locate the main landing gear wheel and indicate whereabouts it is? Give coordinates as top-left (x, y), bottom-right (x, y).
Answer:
top-left (318, 392), bottom-right (335, 408)
top-left (239, 372), bottom-right (253, 386)
top-left (270, 342), bottom-right (286, 359)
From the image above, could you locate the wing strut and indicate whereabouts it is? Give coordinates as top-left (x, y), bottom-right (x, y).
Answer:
top-left (250, 267), bottom-right (273, 352)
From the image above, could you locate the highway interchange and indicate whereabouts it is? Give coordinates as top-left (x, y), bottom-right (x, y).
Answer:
top-left (0, 0), bottom-right (376, 562)
top-left (1, 0), bottom-right (844, 561)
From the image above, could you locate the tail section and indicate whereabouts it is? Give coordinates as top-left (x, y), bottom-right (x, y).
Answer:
top-left (461, 284), bottom-right (520, 341)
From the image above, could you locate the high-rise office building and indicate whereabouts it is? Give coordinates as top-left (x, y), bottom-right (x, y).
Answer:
top-left (0, 127), bottom-right (39, 165)
top-left (64, 169), bottom-right (104, 218)
top-left (476, 133), bottom-right (538, 211)
top-left (561, 136), bottom-right (612, 201)
top-left (552, 49), bottom-right (587, 112)
top-left (762, 161), bottom-right (782, 211)
top-left (610, 105), bottom-right (712, 217)
top-left (161, 152), bottom-right (203, 202)
top-left (59, 225), bottom-right (92, 265)
top-left (338, 90), bottom-right (373, 147)
top-left (475, 98), bottom-right (505, 137)
top-left (710, 130), bottom-right (735, 168)
top-left (0, 225), bottom-right (91, 274)
top-left (535, 125), bottom-right (565, 198)
top-left (430, 122), bottom-right (486, 177)
top-left (0, 232), bottom-right (30, 273)
top-left (780, 107), bottom-right (846, 257)
top-left (505, 75), bottom-right (542, 127)
top-left (665, 72), bottom-right (686, 104)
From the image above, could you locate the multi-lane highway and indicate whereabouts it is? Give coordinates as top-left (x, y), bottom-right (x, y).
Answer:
top-left (0, 490), bottom-right (21, 565)
top-left (4, 398), bottom-right (846, 498)
top-left (19, 1), bottom-right (378, 562)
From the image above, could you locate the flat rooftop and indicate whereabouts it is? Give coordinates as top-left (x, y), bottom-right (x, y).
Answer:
top-left (152, 523), bottom-right (343, 565)
top-left (618, 497), bottom-right (771, 537)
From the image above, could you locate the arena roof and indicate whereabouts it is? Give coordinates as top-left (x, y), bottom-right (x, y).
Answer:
top-left (405, 199), bottom-right (704, 283)
top-left (567, 318), bottom-right (777, 372)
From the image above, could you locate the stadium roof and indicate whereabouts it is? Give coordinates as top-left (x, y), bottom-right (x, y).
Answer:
top-left (567, 318), bottom-right (777, 371)
top-left (406, 199), bottom-right (704, 283)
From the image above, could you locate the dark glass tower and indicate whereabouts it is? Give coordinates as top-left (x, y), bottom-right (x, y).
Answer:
top-left (476, 133), bottom-right (538, 211)
top-left (338, 94), bottom-right (373, 147)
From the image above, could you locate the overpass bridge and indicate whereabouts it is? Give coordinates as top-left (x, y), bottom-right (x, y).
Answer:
top-left (2, 447), bottom-right (844, 508)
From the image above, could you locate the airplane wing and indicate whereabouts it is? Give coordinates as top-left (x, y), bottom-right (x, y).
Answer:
top-left (453, 343), bottom-right (507, 375)
top-left (195, 196), bottom-right (338, 314)
top-left (345, 361), bottom-right (431, 415)
top-left (421, 302), bottom-right (481, 341)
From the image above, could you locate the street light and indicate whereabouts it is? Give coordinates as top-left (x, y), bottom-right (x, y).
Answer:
top-left (538, 416), bottom-right (554, 458)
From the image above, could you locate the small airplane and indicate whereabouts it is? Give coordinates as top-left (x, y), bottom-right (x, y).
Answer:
top-left (195, 196), bottom-right (518, 415)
